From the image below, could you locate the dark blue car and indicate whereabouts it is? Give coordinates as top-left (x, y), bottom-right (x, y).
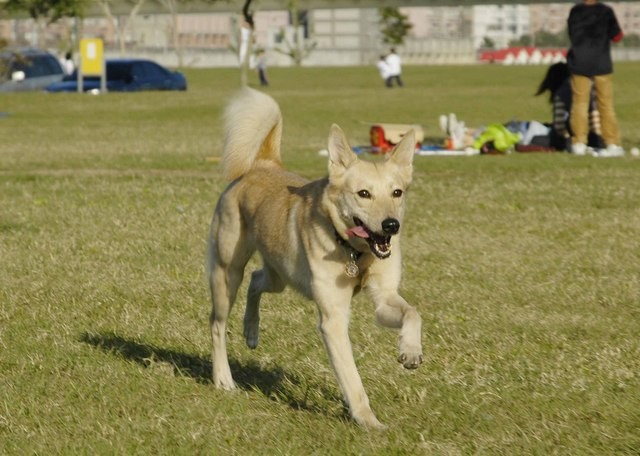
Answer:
top-left (46, 58), bottom-right (187, 93)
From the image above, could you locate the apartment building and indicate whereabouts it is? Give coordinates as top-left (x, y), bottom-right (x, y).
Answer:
top-left (471, 4), bottom-right (530, 49)
top-left (529, 3), bottom-right (571, 35)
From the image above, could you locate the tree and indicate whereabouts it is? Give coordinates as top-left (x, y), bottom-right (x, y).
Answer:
top-left (273, 0), bottom-right (316, 67)
top-left (509, 34), bottom-right (533, 47)
top-left (526, 29), bottom-right (570, 48)
top-left (96, 0), bottom-right (147, 55)
top-left (0, 38), bottom-right (8, 77)
top-left (157, 0), bottom-right (183, 68)
top-left (617, 33), bottom-right (640, 47)
top-left (98, 0), bottom-right (204, 68)
top-left (480, 36), bottom-right (495, 50)
top-left (378, 7), bottom-right (412, 46)
top-left (4, 0), bottom-right (85, 47)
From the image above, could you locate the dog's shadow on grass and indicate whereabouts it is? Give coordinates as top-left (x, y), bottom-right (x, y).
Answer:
top-left (80, 331), bottom-right (344, 416)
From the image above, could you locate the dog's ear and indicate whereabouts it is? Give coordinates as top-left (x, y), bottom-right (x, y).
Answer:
top-left (328, 124), bottom-right (358, 176)
top-left (388, 129), bottom-right (415, 169)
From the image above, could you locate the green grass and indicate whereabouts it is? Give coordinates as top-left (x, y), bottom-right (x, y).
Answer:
top-left (1, 63), bottom-right (640, 454)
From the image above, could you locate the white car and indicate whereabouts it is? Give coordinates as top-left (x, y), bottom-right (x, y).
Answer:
top-left (0, 48), bottom-right (65, 92)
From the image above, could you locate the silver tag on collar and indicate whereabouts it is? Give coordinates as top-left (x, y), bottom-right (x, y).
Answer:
top-left (345, 252), bottom-right (360, 278)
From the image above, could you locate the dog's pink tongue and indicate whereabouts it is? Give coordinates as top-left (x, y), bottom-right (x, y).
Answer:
top-left (346, 226), bottom-right (369, 239)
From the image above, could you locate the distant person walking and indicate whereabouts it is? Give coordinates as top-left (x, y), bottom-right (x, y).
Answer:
top-left (256, 50), bottom-right (269, 86)
top-left (567, 0), bottom-right (624, 156)
top-left (385, 48), bottom-right (403, 88)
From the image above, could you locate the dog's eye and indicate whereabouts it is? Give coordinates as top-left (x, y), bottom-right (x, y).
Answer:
top-left (392, 189), bottom-right (403, 198)
top-left (357, 189), bottom-right (371, 199)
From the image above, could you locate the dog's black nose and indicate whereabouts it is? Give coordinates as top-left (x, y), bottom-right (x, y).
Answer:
top-left (381, 218), bottom-right (400, 235)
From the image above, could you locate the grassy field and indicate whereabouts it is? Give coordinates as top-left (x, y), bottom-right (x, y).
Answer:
top-left (1, 63), bottom-right (639, 455)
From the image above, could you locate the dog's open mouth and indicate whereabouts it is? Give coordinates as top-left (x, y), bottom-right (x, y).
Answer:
top-left (345, 217), bottom-right (392, 259)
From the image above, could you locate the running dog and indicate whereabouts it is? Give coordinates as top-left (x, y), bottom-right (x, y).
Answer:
top-left (207, 88), bottom-right (422, 429)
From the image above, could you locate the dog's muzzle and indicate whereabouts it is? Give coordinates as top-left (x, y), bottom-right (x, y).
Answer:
top-left (346, 217), bottom-right (400, 259)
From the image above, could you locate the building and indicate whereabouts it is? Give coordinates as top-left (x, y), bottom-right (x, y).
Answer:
top-left (529, 3), bottom-right (571, 36)
top-left (471, 4), bottom-right (530, 49)
top-left (1, 3), bottom-right (639, 68)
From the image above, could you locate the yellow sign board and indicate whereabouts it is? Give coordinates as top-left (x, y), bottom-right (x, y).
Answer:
top-left (80, 38), bottom-right (104, 76)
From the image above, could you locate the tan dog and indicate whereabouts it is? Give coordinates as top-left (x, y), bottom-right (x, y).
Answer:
top-left (207, 88), bottom-right (422, 429)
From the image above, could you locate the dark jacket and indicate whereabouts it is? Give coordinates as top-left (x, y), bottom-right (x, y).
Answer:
top-left (567, 2), bottom-right (623, 76)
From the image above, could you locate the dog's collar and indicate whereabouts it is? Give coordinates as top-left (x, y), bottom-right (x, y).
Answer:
top-left (334, 228), bottom-right (364, 259)
top-left (334, 228), bottom-right (364, 278)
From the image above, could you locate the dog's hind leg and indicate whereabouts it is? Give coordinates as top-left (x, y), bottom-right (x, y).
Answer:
top-left (208, 213), bottom-right (253, 390)
top-left (244, 264), bottom-right (284, 349)
top-left (209, 264), bottom-right (240, 389)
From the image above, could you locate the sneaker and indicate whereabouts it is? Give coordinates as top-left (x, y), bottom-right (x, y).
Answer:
top-left (438, 115), bottom-right (448, 134)
top-left (571, 142), bottom-right (587, 155)
top-left (451, 121), bottom-right (466, 149)
top-left (594, 144), bottom-right (625, 158)
top-left (448, 113), bottom-right (458, 137)
top-left (606, 144), bottom-right (625, 157)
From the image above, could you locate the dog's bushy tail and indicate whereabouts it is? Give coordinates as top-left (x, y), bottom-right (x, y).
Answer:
top-left (221, 87), bottom-right (283, 181)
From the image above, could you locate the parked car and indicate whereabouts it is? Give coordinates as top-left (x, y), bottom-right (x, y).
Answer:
top-left (46, 58), bottom-right (187, 93)
top-left (0, 48), bottom-right (65, 92)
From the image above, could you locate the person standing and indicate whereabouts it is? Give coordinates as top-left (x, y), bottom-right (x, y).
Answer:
top-left (62, 51), bottom-right (75, 75)
top-left (376, 55), bottom-right (390, 87)
top-left (566, 0), bottom-right (624, 156)
top-left (385, 48), bottom-right (403, 88)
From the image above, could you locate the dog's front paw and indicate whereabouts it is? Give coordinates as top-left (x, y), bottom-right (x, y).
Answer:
top-left (398, 350), bottom-right (423, 369)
